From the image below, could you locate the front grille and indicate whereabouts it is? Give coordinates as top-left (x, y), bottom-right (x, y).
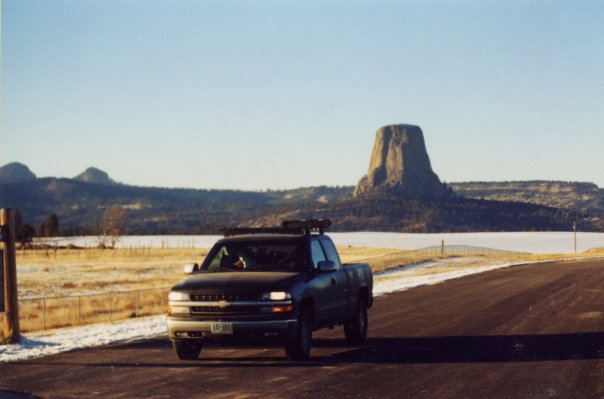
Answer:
top-left (190, 292), bottom-right (260, 301)
top-left (191, 305), bottom-right (263, 314)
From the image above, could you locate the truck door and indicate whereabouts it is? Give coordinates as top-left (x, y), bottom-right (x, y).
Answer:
top-left (319, 237), bottom-right (350, 319)
top-left (310, 238), bottom-right (339, 326)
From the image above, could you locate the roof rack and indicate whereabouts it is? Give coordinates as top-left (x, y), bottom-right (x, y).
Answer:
top-left (222, 227), bottom-right (302, 237)
top-left (281, 219), bottom-right (332, 235)
top-left (222, 219), bottom-right (332, 237)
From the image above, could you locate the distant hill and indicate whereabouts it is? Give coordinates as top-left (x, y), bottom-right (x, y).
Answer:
top-left (246, 195), bottom-right (601, 233)
top-left (4, 173), bottom-right (601, 234)
top-left (74, 167), bottom-right (117, 185)
top-left (450, 181), bottom-right (604, 213)
top-left (0, 172), bottom-right (353, 234)
top-left (0, 162), bottom-right (36, 184)
top-left (1, 161), bottom-right (603, 234)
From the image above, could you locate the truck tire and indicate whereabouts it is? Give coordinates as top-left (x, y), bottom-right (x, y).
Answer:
top-left (344, 296), bottom-right (368, 344)
top-left (284, 307), bottom-right (312, 360)
top-left (172, 340), bottom-right (202, 360)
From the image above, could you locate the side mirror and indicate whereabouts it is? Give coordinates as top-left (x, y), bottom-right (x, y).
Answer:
top-left (317, 260), bottom-right (337, 273)
top-left (183, 263), bottom-right (199, 274)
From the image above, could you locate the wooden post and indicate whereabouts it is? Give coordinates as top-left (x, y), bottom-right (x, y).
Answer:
top-left (1, 208), bottom-right (20, 343)
top-left (573, 221), bottom-right (577, 254)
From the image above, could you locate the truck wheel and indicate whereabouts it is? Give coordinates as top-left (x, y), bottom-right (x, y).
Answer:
top-left (285, 307), bottom-right (312, 360)
top-left (172, 340), bottom-right (202, 360)
top-left (344, 297), bottom-right (368, 345)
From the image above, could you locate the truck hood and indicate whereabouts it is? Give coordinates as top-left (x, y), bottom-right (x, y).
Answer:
top-left (171, 272), bottom-right (304, 293)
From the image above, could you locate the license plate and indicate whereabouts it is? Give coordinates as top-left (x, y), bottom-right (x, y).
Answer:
top-left (211, 322), bottom-right (233, 334)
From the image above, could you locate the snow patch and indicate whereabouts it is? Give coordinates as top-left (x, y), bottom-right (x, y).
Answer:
top-left (1, 315), bottom-right (166, 362)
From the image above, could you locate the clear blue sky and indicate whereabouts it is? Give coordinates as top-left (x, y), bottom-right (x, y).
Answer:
top-left (2, 0), bottom-right (603, 190)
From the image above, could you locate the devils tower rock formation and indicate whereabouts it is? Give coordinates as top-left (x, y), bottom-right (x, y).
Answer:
top-left (353, 124), bottom-right (451, 200)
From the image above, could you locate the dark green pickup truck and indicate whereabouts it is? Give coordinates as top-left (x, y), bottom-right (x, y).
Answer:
top-left (167, 219), bottom-right (373, 360)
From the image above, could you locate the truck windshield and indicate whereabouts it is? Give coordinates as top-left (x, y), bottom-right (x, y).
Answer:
top-left (202, 240), bottom-right (308, 272)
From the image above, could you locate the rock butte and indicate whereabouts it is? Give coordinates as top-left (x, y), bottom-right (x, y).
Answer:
top-left (353, 124), bottom-right (451, 200)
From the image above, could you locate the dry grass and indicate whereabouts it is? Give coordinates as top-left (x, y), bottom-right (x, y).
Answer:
top-left (16, 246), bottom-right (398, 299)
top-left (17, 247), bottom-right (209, 299)
top-left (17, 248), bottom-right (208, 332)
top-left (15, 245), bottom-right (602, 332)
top-left (15, 246), bottom-right (398, 332)
top-left (16, 245), bottom-right (600, 300)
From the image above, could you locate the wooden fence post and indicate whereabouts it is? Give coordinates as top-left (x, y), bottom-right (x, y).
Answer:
top-left (1, 208), bottom-right (20, 343)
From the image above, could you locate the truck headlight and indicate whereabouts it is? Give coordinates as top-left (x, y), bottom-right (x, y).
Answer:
top-left (168, 291), bottom-right (189, 301)
top-left (261, 291), bottom-right (291, 301)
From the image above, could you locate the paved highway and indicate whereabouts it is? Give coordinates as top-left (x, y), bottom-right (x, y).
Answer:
top-left (2, 258), bottom-right (604, 398)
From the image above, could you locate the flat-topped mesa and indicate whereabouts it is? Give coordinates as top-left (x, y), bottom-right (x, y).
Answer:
top-left (353, 124), bottom-right (451, 200)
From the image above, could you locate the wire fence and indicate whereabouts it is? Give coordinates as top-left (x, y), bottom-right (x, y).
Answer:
top-left (19, 287), bottom-right (170, 333)
top-left (351, 245), bottom-right (530, 273)
top-left (18, 245), bottom-right (529, 333)
top-left (18, 245), bottom-right (159, 260)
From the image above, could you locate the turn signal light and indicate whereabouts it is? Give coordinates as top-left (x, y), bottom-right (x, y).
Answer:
top-left (261, 305), bottom-right (293, 313)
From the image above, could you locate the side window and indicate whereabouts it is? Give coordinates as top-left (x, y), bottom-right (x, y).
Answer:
top-left (320, 239), bottom-right (341, 269)
top-left (310, 240), bottom-right (326, 269)
top-left (206, 246), bottom-right (228, 271)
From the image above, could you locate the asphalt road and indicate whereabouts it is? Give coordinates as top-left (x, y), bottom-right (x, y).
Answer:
top-left (2, 258), bottom-right (604, 399)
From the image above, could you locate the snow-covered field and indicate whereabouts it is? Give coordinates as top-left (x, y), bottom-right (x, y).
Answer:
top-left (43, 232), bottom-right (604, 254)
top-left (1, 256), bottom-right (540, 363)
top-left (336, 232), bottom-right (604, 254)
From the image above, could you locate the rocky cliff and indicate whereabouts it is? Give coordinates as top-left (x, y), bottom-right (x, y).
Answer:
top-left (353, 124), bottom-right (451, 199)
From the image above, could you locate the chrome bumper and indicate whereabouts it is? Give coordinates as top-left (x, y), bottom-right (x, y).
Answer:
top-left (167, 318), bottom-right (297, 339)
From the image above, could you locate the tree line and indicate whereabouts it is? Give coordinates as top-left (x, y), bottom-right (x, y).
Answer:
top-left (13, 205), bottom-right (129, 248)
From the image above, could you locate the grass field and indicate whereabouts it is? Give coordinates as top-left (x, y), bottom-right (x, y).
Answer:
top-left (14, 246), bottom-right (402, 332)
top-left (15, 246), bottom-right (415, 299)
top-left (13, 245), bottom-right (603, 332)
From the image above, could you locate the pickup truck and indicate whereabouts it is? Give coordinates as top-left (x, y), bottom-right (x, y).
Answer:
top-left (167, 219), bottom-right (373, 360)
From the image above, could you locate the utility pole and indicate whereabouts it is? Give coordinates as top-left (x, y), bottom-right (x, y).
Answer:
top-left (573, 221), bottom-right (577, 254)
top-left (1, 208), bottom-right (20, 344)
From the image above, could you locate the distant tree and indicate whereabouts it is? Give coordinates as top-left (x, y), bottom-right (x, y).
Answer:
top-left (13, 209), bottom-right (36, 247)
top-left (39, 214), bottom-right (60, 237)
top-left (100, 205), bottom-right (128, 248)
top-left (17, 225), bottom-right (36, 247)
